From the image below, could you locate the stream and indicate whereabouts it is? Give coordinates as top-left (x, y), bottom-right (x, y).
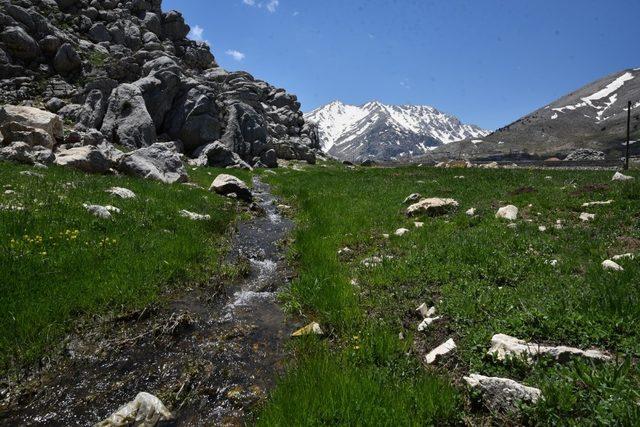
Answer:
top-left (1, 177), bottom-right (296, 426)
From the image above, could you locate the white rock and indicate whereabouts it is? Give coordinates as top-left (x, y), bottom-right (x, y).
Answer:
top-left (507, 223), bottom-right (517, 229)
top-left (0, 105), bottom-right (63, 140)
top-left (106, 187), bottom-right (136, 199)
top-left (425, 338), bottom-right (456, 364)
top-left (612, 172), bottom-right (634, 181)
top-left (381, 233), bottom-right (390, 239)
top-left (414, 222), bottom-right (424, 228)
top-left (602, 259), bottom-right (624, 271)
top-left (582, 200), bottom-right (614, 207)
top-left (416, 303), bottom-right (436, 318)
top-left (95, 392), bottom-right (173, 427)
top-left (554, 220), bottom-right (564, 230)
top-left (406, 198), bottom-right (459, 217)
top-left (403, 193), bottom-right (422, 204)
top-left (210, 174), bottom-right (252, 201)
top-left (417, 316), bottom-right (442, 332)
top-left (179, 210), bottom-right (210, 221)
top-left (463, 374), bottom-right (542, 413)
top-left (579, 212), bottom-right (595, 222)
top-left (394, 228), bottom-right (410, 236)
top-left (466, 208), bottom-right (476, 217)
top-left (538, 226), bottom-right (547, 232)
top-left (4, 189), bottom-right (15, 195)
top-left (19, 170), bottom-right (44, 178)
top-left (487, 333), bottom-right (610, 363)
top-left (496, 205), bottom-right (518, 221)
top-left (545, 259), bottom-right (559, 267)
top-left (83, 204), bottom-right (113, 219)
top-left (291, 322), bottom-right (323, 337)
top-left (612, 253), bottom-right (635, 261)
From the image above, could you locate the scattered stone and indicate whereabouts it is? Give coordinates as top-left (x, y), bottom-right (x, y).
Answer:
top-left (0, 203), bottom-right (25, 211)
top-left (579, 212), bottom-right (595, 222)
top-left (106, 187), bottom-right (136, 199)
top-left (53, 43), bottom-right (82, 75)
top-left (406, 198), bottom-right (459, 217)
top-left (466, 208), bottom-right (476, 217)
top-left (416, 303), bottom-right (436, 318)
top-left (394, 228), bottom-right (410, 236)
top-left (417, 316), bottom-right (442, 332)
top-left (602, 260), bottom-right (624, 272)
top-left (612, 172), bottom-right (634, 181)
top-left (414, 222), bottom-right (424, 228)
top-left (496, 205), bottom-right (518, 221)
top-left (83, 204), bottom-right (114, 219)
top-left (0, 122), bottom-right (56, 148)
top-left (54, 146), bottom-right (111, 174)
top-left (487, 333), bottom-right (611, 363)
top-left (209, 174), bottom-right (252, 202)
top-left (545, 259), bottom-right (559, 267)
top-left (381, 233), bottom-right (389, 239)
top-left (291, 322), bottom-right (323, 337)
top-left (582, 200), bottom-right (614, 207)
top-left (0, 105), bottom-right (63, 140)
top-left (564, 148), bottom-right (605, 162)
top-left (463, 374), bottom-right (542, 414)
top-left (612, 253), bottom-right (635, 261)
top-left (403, 193), bottom-right (421, 204)
top-left (507, 223), bottom-right (517, 229)
top-left (19, 170), bottom-right (44, 178)
top-left (95, 392), bottom-right (173, 427)
top-left (179, 210), bottom-right (210, 221)
top-left (425, 338), bottom-right (456, 364)
top-left (538, 226), bottom-right (547, 232)
top-left (554, 219), bottom-right (564, 230)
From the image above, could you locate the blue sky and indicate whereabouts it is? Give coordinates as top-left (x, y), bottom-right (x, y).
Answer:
top-left (165, 0), bottom-right (640, 130)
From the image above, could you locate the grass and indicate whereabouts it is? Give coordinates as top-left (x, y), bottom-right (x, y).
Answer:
top-left (0, 162), bottom-right (247, 374)
top-left (258, 163), bottom-right (640, 425)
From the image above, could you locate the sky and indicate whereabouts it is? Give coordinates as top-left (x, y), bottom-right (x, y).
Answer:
top-left (164, 0), bottom-right (640, 130)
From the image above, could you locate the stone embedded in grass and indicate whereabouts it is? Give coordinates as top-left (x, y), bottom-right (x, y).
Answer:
top-left (406, 198), bottom-right (459, 217)
top-left (612, 172), bottom-right (634, 182)
top-left (463, 374), bottom-right (542, 414)
top-left (414, 222), bottom-right (424, 228)
top-left (466, 208), bottom-right (476, 217)
top-left (179, 210), bottom-right (210, 221)
top-left (417, 316), bottom-right (442, 332)
top-left (291, 322), bottom-right (323, 337)
top-left (210, 174), bottom-right (253, 202)
top-left (495, 205), bottom-right (518, 221)
top-left (554, 219), bottom-right (564, 229)
top-left (394, 228), bottom-right (410, 236)
top-left (95, 392), bottom-right (173, 427)
top-left (545, 259), bottom-right (559, 267)
top-left (0, 203), bottom-right (25, 211)
top-left (612, 253), bottom-right (635, 261)
top-left (425, 338), bottom-right (456, 364)
top-left (582, 200), bottom-right (614, 207)
top-left (538, 225), bottom-right (547, 232)
top-left (416, 303), bottom-right (436, 318)
top-left (403, 193), bottom-right (421, 204)
top-left (602, 259), bottom-right (624, 271)
top-left (106, 187), bottom-right (137, 199)
top-left (54, 146), bottom-right (111, 174)
top-left (83, 203), bottom-right (119, 219)
top-left (487, 333), bottom-right (611, 363)
top-left (579, 212), bottom-right (595, 222)
top-left (19, 170), bottom-right (44, 178)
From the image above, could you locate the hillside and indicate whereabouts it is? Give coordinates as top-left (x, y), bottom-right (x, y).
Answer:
top-left (433, 68), bottom-right (640, 160)
top-left (305, 101), bottom-right (488, 162)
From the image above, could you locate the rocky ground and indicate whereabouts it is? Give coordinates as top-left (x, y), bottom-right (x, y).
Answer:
top-left (0, 0), bottom-right (320, 177)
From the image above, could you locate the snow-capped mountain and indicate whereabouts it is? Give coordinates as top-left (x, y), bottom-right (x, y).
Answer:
top-left (304, 101), bottom-right (489, 161)
top-left (434, 68), bottom-right (640, 159)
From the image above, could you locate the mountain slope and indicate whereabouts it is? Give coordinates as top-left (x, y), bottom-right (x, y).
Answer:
top-left (433, 68), bottom-right (640, 159)
top-left (305, 101), bottom-right (488, 161)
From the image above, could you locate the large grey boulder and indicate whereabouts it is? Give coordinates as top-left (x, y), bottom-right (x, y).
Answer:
top-left (54, 146), bottom-right (111, 173)
top-left (191, 141), bottom-right (251, 169)
top-left (119, 142), bottom-right (188, 184)
top-left (165, 87), bottom-right (221, 152)
top-left (0, 141), bottom-right (54, 165)
top-left (220, 102), bottom-right (268, 160)
top-left (0, 106), bottom-right (63, 141)
top-left (53, 43), bottom-right (82, 75)
top-left (88, 23), bottom-right (111, 43)
top-left (100, 84), bottom-right (156, 148)
top-left (0, 122), bottom-right (56, 148)
top-left (162, 10), bottom-right (189, 40)
top-left (209, 174), bottom-right (252, 201)
top-left (0, 26), bottom-right (39, 61)
top-left (133, 64), bottom-right (181, 130)
top-left (464, 374), bottom-right (542, 414)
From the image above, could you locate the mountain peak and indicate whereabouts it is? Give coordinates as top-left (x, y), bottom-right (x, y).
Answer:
top-left (305, 101), bottom-right (489, 161)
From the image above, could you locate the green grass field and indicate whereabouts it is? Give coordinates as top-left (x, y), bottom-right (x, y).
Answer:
top-left (0, 162), bottom-right (244, 373)
top-left (258, 164), bottom-right (640, 425)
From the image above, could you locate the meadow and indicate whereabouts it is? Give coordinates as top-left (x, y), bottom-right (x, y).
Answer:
top-left (0, 162), bottom-right (241, 373)
top-left (258, 163), bottom-right (640, 425)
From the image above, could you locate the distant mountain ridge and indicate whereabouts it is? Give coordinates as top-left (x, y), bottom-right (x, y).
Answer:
top-left (433, 68), bottom-right (640, 160)
top-left (305, 101), bottom-right (489, 161)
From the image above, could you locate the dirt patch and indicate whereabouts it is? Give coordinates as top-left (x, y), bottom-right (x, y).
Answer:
top-left (509, 186), bottom-right (537, 196)
top-left (613, 236), bottom-right (640, 254)
top-left (570, 183), bottom-right (610, 196)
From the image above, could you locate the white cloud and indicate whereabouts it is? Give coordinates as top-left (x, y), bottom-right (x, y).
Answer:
top-left (242, 0), bottom-right (279, 13)
top-left (188, 25), bottom-right (204, 41)
top-left (400, 79), bottom-right (411, 89)
top-left (225, 49), bottom-right (246, 61)
top-left (292, 11), bottom-right (300, 16)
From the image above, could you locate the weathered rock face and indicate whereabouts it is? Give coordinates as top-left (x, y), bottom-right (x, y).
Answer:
top-left (119, 142), bottom-right (187, 184)
top-left (464, 374), bottom-right (542, 414)
top-left (0, 0), bottom-right (320, 168)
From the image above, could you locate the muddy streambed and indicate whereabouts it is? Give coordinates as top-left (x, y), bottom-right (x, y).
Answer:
top-left (0, 177), bottom-right (297, 426)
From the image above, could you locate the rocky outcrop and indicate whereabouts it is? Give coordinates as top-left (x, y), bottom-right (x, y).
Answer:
top-left (0, 0), bottom-right (319, 169)
top-left (119, 142), bottom-right (187, 184)
top-left (406, 197), bottom-right (459, 217)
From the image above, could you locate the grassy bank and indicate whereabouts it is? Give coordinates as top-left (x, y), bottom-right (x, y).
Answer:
top-left (0, 162), bottom-right (243, 373)
top-left (259, 163), bottom-right (640, 424)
